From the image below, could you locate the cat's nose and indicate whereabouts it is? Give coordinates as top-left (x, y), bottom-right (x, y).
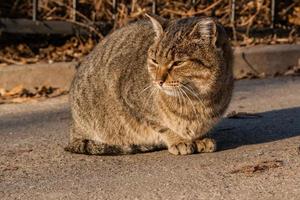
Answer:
top-left (154, 80), bottom-right (164, 87)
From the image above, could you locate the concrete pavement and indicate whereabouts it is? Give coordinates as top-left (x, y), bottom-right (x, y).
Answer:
top-left (1, 77), bottom-right (300, 200)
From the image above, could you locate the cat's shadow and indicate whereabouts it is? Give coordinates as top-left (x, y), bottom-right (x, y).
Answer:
top-left (212, 107), bottom-right (300, 151)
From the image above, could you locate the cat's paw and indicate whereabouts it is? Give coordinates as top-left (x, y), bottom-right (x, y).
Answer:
top-left (194, 138), bottom-right (216, 153)
top-left (168, 142), bottom-right (196, 155)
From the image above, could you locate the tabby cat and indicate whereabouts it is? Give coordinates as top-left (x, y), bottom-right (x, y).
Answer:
top-left (65, 15), bottom-right (233, 155)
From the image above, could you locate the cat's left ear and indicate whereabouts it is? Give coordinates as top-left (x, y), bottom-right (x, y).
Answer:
top-left (190, 18), bottom-right (217, 45)
top-left (145, 14), bottom-right (164, 40)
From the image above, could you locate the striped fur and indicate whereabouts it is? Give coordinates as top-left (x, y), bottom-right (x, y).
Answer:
top-left (65, 139), bottom-right (163, 155)
top-left (66, 15), bottom-right (233, 156)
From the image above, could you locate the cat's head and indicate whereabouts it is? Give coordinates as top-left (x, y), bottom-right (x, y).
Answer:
top-left (146, 15), bottom-right (228, 98)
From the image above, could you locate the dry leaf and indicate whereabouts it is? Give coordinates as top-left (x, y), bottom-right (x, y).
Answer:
top-left (5, 85), bottom-right (24, 96)
top-left (0, 86), bottom-right (68, 104)
top-left (230, 160), bottom-right (284, 175)
top-left (0, 88), bottom-right (6, 96)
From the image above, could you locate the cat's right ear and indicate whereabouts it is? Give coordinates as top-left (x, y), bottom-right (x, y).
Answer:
top-left (145, 14), bottom-right (164, 40)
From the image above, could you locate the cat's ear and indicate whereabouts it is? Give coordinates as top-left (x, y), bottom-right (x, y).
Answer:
top-left (190, 18), bottom-right (217, 45)
top-left (145, 14), bottom-right (164, 40)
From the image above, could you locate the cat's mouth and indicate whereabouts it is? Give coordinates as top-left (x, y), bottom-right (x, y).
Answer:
top-left (154, 81), bottom-right (199, 99)
top-left (154, 81), bottom-right (182, 97)
top-left (161, 87), bottom-right (178, 96)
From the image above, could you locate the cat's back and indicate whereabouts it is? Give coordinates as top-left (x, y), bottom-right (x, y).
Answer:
top-left (71, 20), bottom-right (155, 98)
top-left (76, 20), bottom-right (155, 76)
top-left (70, 20), bottom-right (156, 127)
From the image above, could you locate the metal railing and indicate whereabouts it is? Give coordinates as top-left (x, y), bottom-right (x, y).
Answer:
top-left (0, 0), bottom-right (284, 37)
top-left (30, 0), bottom-right (277, 26)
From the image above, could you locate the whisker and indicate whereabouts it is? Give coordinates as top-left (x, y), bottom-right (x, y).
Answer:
top-left (181, 84), bottom-right (200, 100)
top-left (181, 84), bottom-right (205, 107)
top-left (174, 88), bottom-right (182, 115)
top-left (139, 84), bottom-right (153, 95)
top-left (179, 87), bottom-right (201, 127)
top-left (177, 87), bottom-right (185, 117)
top-left (141, 87), bottom-right (158, 112)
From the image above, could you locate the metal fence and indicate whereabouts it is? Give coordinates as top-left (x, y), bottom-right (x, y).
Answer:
top-left (30, 0), bottom-right (277, 26)
top-left (0, 0), bottom-right (291, 37)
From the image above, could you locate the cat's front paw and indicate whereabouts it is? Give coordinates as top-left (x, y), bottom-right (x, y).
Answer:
top-left (194, 138), bottom-right (216, 153)
top-left (168, 142), bottom-right (196, 155)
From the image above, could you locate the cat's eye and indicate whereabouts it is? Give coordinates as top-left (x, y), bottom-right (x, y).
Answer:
top-left (150, 58), bottom-right (158, 65)
top-left (172, 61), bottom-right (185, 68)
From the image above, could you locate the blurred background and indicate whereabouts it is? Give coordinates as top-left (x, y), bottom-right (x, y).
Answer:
top-left (0, 0), bottom-right (299, 65)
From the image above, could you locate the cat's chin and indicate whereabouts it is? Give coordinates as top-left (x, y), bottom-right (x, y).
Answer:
top-left (160, 88), bottom-right (178, 97)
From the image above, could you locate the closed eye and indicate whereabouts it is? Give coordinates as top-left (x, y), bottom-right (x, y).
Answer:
top-left (150, 58), bottom-right (158, 65)
top-left (190, 59), bottom-right (209, 68)
top-left (171, 61), bottom-right (185, 69)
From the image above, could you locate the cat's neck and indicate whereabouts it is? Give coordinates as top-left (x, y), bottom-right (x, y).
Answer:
top-left (156, 91), bottom-right (208, 116)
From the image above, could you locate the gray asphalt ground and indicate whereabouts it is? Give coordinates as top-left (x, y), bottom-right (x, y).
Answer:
top-left (1, 77), bottom-right (300, 200)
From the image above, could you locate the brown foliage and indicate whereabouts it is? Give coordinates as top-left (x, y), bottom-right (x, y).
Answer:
top-left (0, 1), bottom-right (299, 65)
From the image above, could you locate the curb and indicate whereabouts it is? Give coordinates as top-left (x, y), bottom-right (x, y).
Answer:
top-left (0, 62), bottom-right (76, 90)
top-left (0, 44), bottom-right (299, 90)
top-left (233, 44), bottom-right (300, 79)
